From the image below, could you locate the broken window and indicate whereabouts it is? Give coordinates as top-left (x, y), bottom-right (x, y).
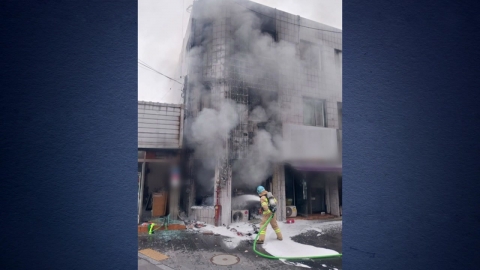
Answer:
top-left (303, 97), bottom-right (326, 127)
top-left (252, 5), bottom-right (277, 42)
top-left (260, 17), bottom-right (277, 42)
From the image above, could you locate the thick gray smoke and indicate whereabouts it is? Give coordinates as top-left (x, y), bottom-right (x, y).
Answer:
top-left (188, 100), bottom-right (245, 169)
top-left (233, 129), bottom-right (284, 186)
top-left (185, 97), bottom-right (248, 201)
top-left (185, 0), bottom-right (324, 193)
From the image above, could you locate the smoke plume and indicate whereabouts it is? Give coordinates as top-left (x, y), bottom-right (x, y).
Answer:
top-left (183, 0), bottom-right (338, 194)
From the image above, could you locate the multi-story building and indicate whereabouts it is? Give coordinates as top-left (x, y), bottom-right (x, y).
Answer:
top-left (170, 0), bottom-right (342, 225)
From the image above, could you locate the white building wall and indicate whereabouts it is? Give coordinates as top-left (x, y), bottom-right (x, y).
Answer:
top-left (138, 102), bottom-right (183, 149)
top-left (274, 9), bottom-right (342, 131)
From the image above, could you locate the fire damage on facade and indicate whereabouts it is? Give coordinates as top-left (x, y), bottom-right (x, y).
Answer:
top-left (138, 0), bottom-right (342, 228)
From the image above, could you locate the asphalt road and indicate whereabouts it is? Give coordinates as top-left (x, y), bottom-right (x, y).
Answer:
top-left (138, 222), bottom-right (342, 270)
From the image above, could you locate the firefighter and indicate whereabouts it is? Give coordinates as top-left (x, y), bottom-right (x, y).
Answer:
top-left (256, 186), bottom-right (283, 244)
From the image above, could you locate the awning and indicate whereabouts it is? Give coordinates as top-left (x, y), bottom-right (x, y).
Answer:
top-left (286, 161), bottom-right (342, 172)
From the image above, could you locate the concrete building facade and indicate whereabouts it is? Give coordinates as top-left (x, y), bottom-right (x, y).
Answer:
top-left (170, 0), bottom-right (342, 225)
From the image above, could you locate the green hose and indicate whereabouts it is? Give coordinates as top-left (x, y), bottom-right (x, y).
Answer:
top-left (252, 213), bottom-right (342, 260)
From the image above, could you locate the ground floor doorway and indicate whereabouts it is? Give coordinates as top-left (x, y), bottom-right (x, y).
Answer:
top-left (138, 150), bottom-right (181, 224)
top-left (284, 165), bottom-right (341, 219)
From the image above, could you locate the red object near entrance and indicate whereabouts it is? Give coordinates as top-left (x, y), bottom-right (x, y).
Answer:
top-left (286, 219), bottom-right (295, 224)
top-left (214, 204), bottom-right (222, 226)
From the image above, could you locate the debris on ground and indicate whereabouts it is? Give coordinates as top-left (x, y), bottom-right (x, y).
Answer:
top-left (194, 222), bottom-right (207, 229)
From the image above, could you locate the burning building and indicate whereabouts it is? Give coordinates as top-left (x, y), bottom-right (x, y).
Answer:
top-left (169, 0), bottom-right (342, 226)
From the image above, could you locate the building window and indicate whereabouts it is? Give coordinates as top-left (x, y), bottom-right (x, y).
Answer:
top-left (334, 49), bottom-right (342, 70)
top-left (303, 97), bottom-right (326, 127)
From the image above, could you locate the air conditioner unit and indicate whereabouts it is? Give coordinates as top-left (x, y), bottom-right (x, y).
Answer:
top-left (232, 210), bottom-right (249, 223)
top-left (286, 206), bottom-right (297, 218)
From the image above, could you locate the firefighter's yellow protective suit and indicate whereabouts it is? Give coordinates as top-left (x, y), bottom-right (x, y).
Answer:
top-left (257, 190), bottom-right (283, 244)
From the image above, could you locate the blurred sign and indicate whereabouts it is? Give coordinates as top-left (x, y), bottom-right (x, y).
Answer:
top-left (283, 123), bottom-right (339, 161)
top-left (170, 166), bottom-right (180, 188)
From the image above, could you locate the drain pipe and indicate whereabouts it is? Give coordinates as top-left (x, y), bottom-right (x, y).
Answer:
top-left (214, 183), bottom-right (222, 226)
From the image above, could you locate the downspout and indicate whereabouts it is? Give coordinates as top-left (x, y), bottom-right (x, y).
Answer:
top-left (179, 104), bottom-right (184, 148)
top-left (138, 151), bottom-right (146, 224)
top-left (214, 183), bottom-right (222, 226)
top-left (214, 162), bottom-right (222, 226)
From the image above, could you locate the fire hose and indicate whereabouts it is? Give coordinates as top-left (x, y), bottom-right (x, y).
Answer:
top-left (252, 213), bottom-right (343, 260)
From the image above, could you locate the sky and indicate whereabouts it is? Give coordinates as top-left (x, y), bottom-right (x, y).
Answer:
top-left (138, 0), bottom-right (342, 104)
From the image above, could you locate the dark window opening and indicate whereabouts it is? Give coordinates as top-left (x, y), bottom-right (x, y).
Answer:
top-left (199, 86), bottom-right (211, 112)
top-left (334, 49), bottom-right (342, 69)
top-left (248, 89), bottom-right (278, 112)
top-left (248, 89), bottom-right (281, 137)
top-left (193, 160), bottom-right (215, 206)
top-left (258, 14), bottom-right (277, 42)
top-left (191, 20), bottom-right (213, 49)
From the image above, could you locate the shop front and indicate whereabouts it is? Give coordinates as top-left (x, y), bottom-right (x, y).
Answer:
top-left (284, 162), bottom-right (342, 219)
top-left (138, 150), bottom-right (182, 224)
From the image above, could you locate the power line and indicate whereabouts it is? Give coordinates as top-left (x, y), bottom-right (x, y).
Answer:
top-left (138, 60), bottom-right (183, 85)
top-left (138, 59), bottom-right (156, 71)
top-left (233, 1), bottom-right (342, 34)
top-left (138, 60), bottom-right (182, 102)
top-left (159, 87), bottom-right (175, 101)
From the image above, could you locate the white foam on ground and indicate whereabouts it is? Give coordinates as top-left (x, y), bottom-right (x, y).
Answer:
top-left (261, 223), bottom-right (339, 258)
top-left (279, 259), bottom-right (312, 268)
top-left (198, 220), bottom-right (341, 258)
top-left (223, 237), bottom-right (242, 249)
top-left (199, 222), bottom-right (256, 238)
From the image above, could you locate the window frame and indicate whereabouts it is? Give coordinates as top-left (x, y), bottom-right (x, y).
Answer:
top-left (303, 97), bottom-right (326, 127)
